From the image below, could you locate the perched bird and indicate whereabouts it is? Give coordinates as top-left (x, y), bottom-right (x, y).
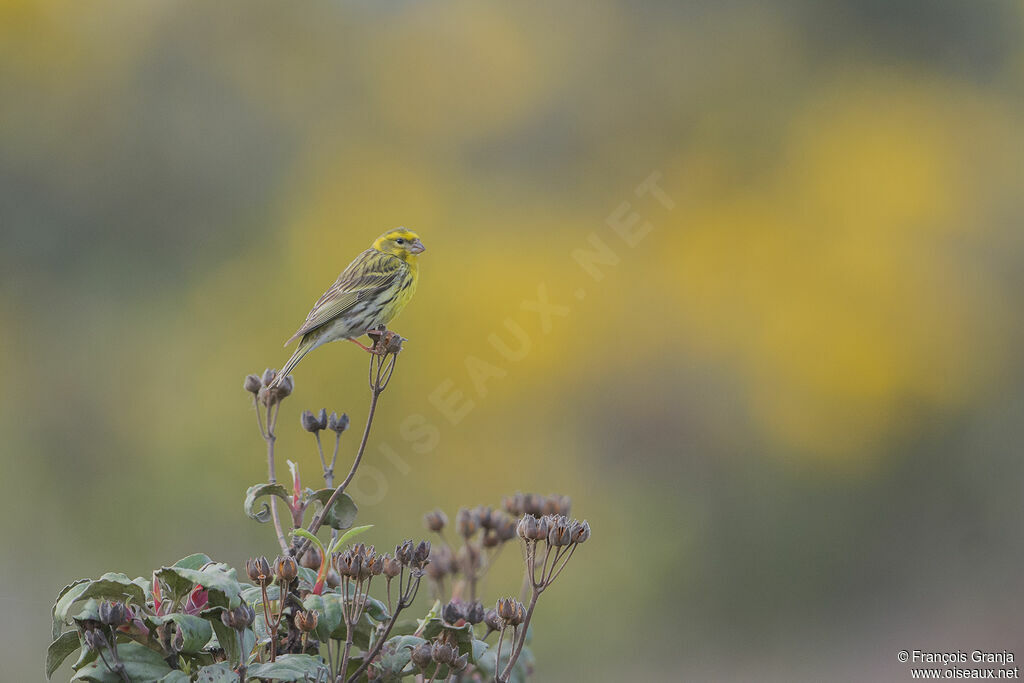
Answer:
top-left (268, 228), bottom-right (425, 387)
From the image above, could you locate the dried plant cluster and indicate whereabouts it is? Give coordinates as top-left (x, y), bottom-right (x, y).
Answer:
top-left (48, 332), bottom-right (590, 682)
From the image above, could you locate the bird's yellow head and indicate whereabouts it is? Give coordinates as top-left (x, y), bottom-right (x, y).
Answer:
top-left (373, 228), bottom-right (425, 264)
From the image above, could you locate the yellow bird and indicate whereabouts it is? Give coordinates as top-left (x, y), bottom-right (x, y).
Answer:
top-left (269, 228), bottom-right (425, 387)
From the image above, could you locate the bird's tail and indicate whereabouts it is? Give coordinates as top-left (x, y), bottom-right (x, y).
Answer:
top-left (268, 337), bottom-right (315, 389)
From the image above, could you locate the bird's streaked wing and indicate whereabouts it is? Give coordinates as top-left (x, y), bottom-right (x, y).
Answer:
top-left (285, 249), bottom-right (405, 344)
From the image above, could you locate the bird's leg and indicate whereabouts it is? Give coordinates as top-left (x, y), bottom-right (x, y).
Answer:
top-left (348, 338), bottom-right (376, 353)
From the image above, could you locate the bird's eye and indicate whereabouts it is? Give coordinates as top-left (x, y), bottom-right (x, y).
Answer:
top-left (395, 238), bottom-right (405, 245)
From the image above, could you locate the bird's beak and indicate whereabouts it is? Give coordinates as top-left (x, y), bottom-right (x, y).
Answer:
top-left (409, 238), bottom-right (426, 254)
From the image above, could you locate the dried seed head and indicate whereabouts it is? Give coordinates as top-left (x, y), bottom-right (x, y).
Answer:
top-left (411, 641), bottom-right (433, 669)
top-left (496, 516), bottom-right (517, 542)
top-left (98, 601), bottom-right (128, 627)
top-left (411, 540), bottom-right (431, 568)
top-left (495, 598), bottom-right (526, 626)
top-left (84, 629), bottom-right (108, 652)
top-left (516, 515), bottom-right (538, 541)
top-left (220, 604), bottom-right (255, 630)
top-left (246, 556), bottom-right (272, 587)
top-left (484, 608), bottom-right (502, 631)
top-left (496, 597), bottom-right (517, 622)
top-left (425, 545), bottom-right (453, 580)
top-left (511, 601), bottom-right (526, 626)
top-left (442, 600), bottom-right (465, 625)
top-left (523, 493), bottom-right (545, 516)
top-left (570, 519), bottom-right (591, 544)
top-left (366, 553), bottom-right (384, 576)
top-left (466, 601), bottom-right (485, 625)
top-left (431, 641), bottom-right (456, 665)
top-left (423, 509), bottom-right (448, 532)
top-left (275, 555), bottom-right (299, 583)
top-left (503, 492), bottom-right (525, 516)
top-left (236, 604), bottom-right (256, 629)
top-left (325, 569), bottom-right (341, 588)
top-left (299, 546), bottom-right (322, 571)
top-left (482, 529), bottom-right (500, 548)
top-left (300, 410), bottom-right (322, 433)
top-left (259, 372), bottom-right (293, 405)
top-left (475, 505), bottom-right (495, 529)
top-left (228, 602), bottom-right (256, 630)
top-left (452, 653), bottom-right (469, 671)
top-left (316, 408), bottom-right (328, 430)
top-left (244, 374), bottom-right (262, 394)
top-left (328, 412), bottom-right (350, 434)
top-left (547, 516), bottom-right (572, 547)
top-left (455, 508), bottom-right (477, 538)
top-left (551, 494), bottom-right (572, 517)
top-left (336, 549), bottom-right (361, 579)
top-left (380, 331), bottom-right (405, 355)
top-left (534, 515), bottom-right (551, 541)
top-left (395, 540), bottom-right (415, 566)
top-left (381, 554), bottom-right (401, 579)
top-left (295, 609), bottom-right (319, 633)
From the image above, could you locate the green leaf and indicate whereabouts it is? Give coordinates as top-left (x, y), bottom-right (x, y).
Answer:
top-left (71, 641), bottom-right (98, 672)
top-left (46, 631), bottom-right (81, 679)
top-left (330, 524), bottom-right (373, 553)
top-left (173, 553), bottom-right (214, 570)
top-left (164, 613), bottom-right (213, 653)
top-left (82, 573), bottom-right (147, 604)
top-left (71, 641), bottom-right (173, 682)
top-left (155, 562), bottom-right (241, 608)
top-left (308, 488), bottom-right (358, 530)
top-left (131, 576), bottom-right (152, 601)
top-left (70, 599), bottom-right (103, 624)
top-left (53, 580), bottom-right (89, 639)
top-left (201, 607), bottom-right (253, 668)
top-left (195, 662), bottom-right (238, 682)
top-left (244, 483), bottom-right (290, 523)
top-left (295, 566), bottom-right (319, 591)
top-left (54, 574), bottom-right (146, 633)
top-left (158, 671), bottom-right (190, 683)
top-left (377, 635), bottom-right (423, 681)
top-left (246, 654), bottom-right (329, 681)
top-left (419, 618), bottom-right (473, 655)
top-left (302, 593), bottom-right (343, 644)
top-left (471, 638), bottom-right (488, 664)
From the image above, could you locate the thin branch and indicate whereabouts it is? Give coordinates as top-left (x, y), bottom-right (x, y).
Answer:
top-left (497, 592), bottom-right (539, 683)
top-left (347, 569), bottom-right (420, 682)
top-left (260, 402), bottom-right (289, 554)
top-left (295, 351), bottom-right (397, 559)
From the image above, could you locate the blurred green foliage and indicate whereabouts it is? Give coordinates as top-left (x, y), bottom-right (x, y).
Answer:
top-left (2, 1), bottom-right (1024, 680)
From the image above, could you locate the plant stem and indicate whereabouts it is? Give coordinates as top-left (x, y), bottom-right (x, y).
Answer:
top-left (339, 623), bottom-right (353, 681)
top-left (260, 402), bottom-right (289, 554)
top-left (296, 386), bottom-right (382, 557)
top-left (497, 591), bottom-right (540, 683)
top-left (494, 626), bottom-right (507, 681)
top-left (347, 572), bottom-right (419, 682)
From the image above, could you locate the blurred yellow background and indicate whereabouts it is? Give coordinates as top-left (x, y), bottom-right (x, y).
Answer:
top-left (3, 1), bottom-right (1023, 680)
